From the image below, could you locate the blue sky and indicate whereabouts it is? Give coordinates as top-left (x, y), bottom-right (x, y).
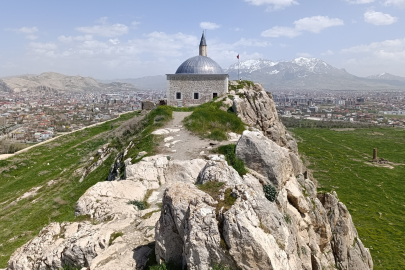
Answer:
top-left (1, 0), bottom-right (405, 79)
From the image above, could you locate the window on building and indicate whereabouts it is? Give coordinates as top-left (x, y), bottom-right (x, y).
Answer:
top-left (194, 93), bottom-right (199, 99)
top-left (213, 93), bottom-right (218, 99)
top-left (176, 92), bottom-right (182, 99)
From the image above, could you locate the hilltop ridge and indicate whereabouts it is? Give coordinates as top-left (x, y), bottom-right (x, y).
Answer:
top-left (3, 81), bottom-right (373, 270)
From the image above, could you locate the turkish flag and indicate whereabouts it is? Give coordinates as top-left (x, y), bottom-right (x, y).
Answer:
top-left (237, 54), bottom-right (239, 59)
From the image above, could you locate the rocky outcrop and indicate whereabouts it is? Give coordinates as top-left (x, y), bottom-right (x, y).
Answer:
top-left (7, 82), bottom-right (372, 270)
top-left (232, 83), bottom-right (298, 152)
top-left (125, 154), bottom-right (206, 188)
top-left (155, 129), bottom-right (372, 269)
top-left (8, 180), bottom-right (160, 270)
top-left (79, 143), bottom-right (112, 182)
top-left (75, 180), bottom-right (147, 221)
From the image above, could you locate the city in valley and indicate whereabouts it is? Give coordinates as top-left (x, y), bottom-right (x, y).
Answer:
top-left (0, 86), bottom-right (164, 153)
top-left (274, 90), bottom-right (405, 125)
top-left (2, 84), bottom-right (405, 154)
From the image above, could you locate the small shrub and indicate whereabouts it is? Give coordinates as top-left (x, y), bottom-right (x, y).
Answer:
top-left (219, 239), bottom-right (229, 251)
top-left (62, 264), bottom-right (81, 270)
top-left (142, 209), bottom-right (161, 220)
top-left (284, 214), bottom-right (292, 225)
top-left (154, 115), bottom-right (166, 122)
top-left (263, 184), bottom-right (277, 202)
top-left (212, 262), bottom-right (231, 270)
top-left (197, 181), bottom-right (225, 198)
top-left (217, 144), bottom-right (248, 176)
top-left (209, 129), bottom-right (228, 141)
top-left (127, 200), bottom-right (148, 210)
top-left (301, 246), bottom-right (307, 256)
top-left (259, 221), bottom-right (271, 234)
top-left (109, 231), bottom-right (123, 245)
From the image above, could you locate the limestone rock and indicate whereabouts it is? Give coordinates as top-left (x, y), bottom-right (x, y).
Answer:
top-left (125, 155), bottom-right (206, 189)
top-left (232, 84), bottom-right (295, 152)
top-left (155, 182), bottom-right (227, 270)
top-left (75, 180), bottom-right (146, 221)
top-left (236, 130), bottom-right (293, 188)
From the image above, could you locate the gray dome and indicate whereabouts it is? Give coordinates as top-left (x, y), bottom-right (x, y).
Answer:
top-left (176, 56), bottom-right (224, 74)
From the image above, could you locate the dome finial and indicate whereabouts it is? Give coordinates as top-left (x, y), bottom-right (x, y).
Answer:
top-left (199, 31), bottom-right (207, 56)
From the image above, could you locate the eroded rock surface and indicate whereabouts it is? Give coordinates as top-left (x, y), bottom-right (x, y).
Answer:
top-left (232, 83), bottom-right (298, 153)
top-left (7, 82), bottom-right (372, 270)
top-left (155, 143), bottom-right (372, 270)
top-left (8, 180), bottom-right (160, 270)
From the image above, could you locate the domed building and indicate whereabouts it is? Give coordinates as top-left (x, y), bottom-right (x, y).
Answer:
top-left (166, 33), bottom-right (229, 107)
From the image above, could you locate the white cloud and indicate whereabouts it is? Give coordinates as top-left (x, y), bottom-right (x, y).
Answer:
top-left (296, 52), bottom-right (312, 57)
top-left (109, 38), bottom-right (120, 45)
top-left (364, 11), bottom-right (398, 25)
top-left (21, 31), bottom-right (268, 78)
top-left (321, 50), bottom-right (334, 56)
top-left (262, 26), bottom-right (301, 38)
top-left (58, 35), bottom-right (93, 43)
top-left (76, 17), bottom-right (129, 37)
top-left (26, 35), bottom-right (38, 40)
top-left (29, 42), bottom-right (57, 50)
top-left (11, 27), bottom-right (38, 34)
top-left (340, 38), bottom-right (405, 76)
top-left (344, 0), bottom-right (374, 4)
top-left (384, 0), bottom-right (405, 7)
top-left (341, 38), bottom-right (405, 54)
top-left (231, 27), bottom-right (242, 31)
top-left (199, 22), bottom-right (221, 30)
top-left (294, 16), bottom-right (344, 33)
top-left (262, 16), bottom-right (343, 38)
top-left (233, 38), bottom-right (271, 47)
top-left (131, 21), bottom-right (140, 27)
top-left (244, 0), bottom-right (298, 10)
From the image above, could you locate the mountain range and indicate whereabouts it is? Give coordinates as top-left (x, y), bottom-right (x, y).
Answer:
top-left (2, 58), bottom-right (405, 92)
top-left (225, 58), bottom-right (405, 91)
top-left (0, 72), bottom-right (139, 93)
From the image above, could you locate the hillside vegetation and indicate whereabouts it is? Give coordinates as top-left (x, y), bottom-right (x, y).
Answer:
top-left (183, 100), bottom-right (245, 141)
top-left (0, 107), bottom-right (175, 267)
top-left (291, 127), bottom-right (405, 269)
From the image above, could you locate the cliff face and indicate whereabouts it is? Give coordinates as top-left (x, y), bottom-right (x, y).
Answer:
top-left (6, 83), bottom-right (372, 270)
top-left (154, 84), bottom-right (373, 270)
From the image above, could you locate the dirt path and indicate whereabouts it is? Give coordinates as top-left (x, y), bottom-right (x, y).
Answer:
top-left (155, 112), bottom-right (235, 160)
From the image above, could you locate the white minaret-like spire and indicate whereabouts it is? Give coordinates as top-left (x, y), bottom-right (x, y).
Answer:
top-left (199, 31), bottom-right (207, 57)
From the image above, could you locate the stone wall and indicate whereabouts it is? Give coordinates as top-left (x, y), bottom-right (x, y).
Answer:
top-left (166, 74), bottom-right (228, 107)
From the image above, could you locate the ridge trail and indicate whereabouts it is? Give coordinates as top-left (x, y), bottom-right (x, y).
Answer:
top-left (156, 111), bottom-right (231, 160)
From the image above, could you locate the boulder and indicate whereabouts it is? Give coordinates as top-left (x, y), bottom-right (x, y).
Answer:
top-left (236, 130), bottom-right (294, 188)
top-left (125, 155), bottom-right (206, 188)
top-left (75, 180), bottom-right (146, 221)
top-left (232, 84), bottom-right (296, 152)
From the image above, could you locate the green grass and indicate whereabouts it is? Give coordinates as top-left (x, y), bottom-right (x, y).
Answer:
top-left (197, 182), bottom-right (236, 214)
top-left (217, 144), bottom-right (248, 176)
top-left (291, 127), bottom-right (405, 269)
top-left (109, 231), bottom-right (123, 245)
top-left (125, 106), bottom-right (174, 162)
top-left (0, 108), bottom-right (174, 267)
top-left (183, 101), bottom-right (245, 141)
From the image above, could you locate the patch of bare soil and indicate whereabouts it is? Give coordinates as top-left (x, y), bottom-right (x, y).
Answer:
top-left (365, 162), bottom-right (395, 169)
top-left (331, 128), bottom-right (355, 131)
top-left (156, 112), bottom-right (234, 160)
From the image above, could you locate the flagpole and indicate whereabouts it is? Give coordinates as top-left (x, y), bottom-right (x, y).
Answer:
top-left (238, 54), bottom-right (240, 81)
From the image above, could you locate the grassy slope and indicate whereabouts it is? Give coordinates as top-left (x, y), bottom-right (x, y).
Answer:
top-left (0, 112), bottom-right (142, 267)
top-left (183, 100), bottom-right (245, 141)
top-left (291, 127), bottom-right (405, 270)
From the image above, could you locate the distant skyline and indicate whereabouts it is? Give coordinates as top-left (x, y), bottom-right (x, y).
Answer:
top-left (1, 0), bottom-right (405, 79)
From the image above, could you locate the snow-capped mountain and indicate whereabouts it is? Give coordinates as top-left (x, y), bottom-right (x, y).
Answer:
top-left (226, 58), bottom-right (405, 91)
top-left (367, 73), bottom-right (405, 81)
